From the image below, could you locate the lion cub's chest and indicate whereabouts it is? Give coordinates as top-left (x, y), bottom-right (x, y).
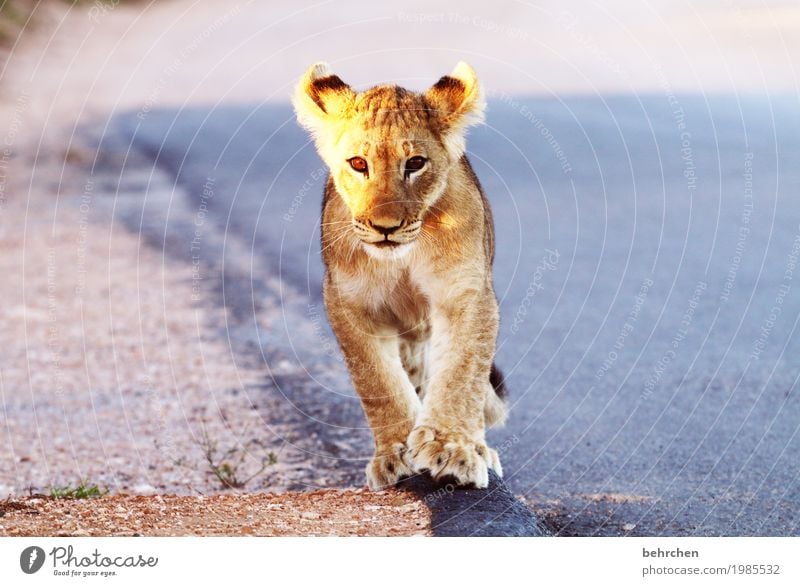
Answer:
top-left (339, 261), bottom-right (431, 333)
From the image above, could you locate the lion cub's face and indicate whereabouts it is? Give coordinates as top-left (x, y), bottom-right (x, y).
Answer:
top-left (294, 62), bottom-right (485, 254)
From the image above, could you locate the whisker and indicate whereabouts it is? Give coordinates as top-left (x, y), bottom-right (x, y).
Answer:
top-left (320, 227), bottom-right (353, 254)
top-left (320, 225), bottom-right (351, 243)
top-left (346, 235), bottom-right (359, 265)
top-left (322, 224), bottom-right (352, 236)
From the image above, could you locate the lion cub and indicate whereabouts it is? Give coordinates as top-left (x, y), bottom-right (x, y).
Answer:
top-left (294, 62), bottom-right (507, 489)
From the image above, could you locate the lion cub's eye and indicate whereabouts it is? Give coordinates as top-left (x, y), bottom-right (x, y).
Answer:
top-left (348, 157), bottom-right (369, 174)
top-left (405, 156), bottom-right (427, 174)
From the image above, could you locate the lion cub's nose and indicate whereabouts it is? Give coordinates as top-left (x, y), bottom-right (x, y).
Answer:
top-left (368, 217), bottom-right (403, 236)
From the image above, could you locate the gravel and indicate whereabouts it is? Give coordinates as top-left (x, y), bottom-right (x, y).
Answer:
top-left (0, 489), bottom-right (430, 536)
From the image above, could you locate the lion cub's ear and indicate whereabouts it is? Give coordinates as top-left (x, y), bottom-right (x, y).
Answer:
top-left (425, 62), bottom-right (486, 157)
top-left (293, 63), bottom-right (355, 139)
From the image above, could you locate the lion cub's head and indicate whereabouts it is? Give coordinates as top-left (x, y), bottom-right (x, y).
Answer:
top-left (294, 62), bottom-right (485, 252)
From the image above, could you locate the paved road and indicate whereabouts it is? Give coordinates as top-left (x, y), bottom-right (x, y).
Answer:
top-left (110, 92), bottom-right (800, 535)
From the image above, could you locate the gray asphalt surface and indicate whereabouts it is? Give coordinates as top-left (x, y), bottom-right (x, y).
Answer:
top-left (106, 92), bottom-right (800, 535)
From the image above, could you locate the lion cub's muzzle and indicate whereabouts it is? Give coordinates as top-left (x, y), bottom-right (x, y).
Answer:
top-left (352, 217), bottom-right (423, 248)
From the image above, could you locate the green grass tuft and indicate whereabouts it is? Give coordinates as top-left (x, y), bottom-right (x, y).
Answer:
top-left (49, 482), bottom-right (108, 500)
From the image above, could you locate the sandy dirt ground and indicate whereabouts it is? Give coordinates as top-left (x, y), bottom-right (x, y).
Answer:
top-left (0, 145), bottom-right (280, 495)
top-left (0, 488), bottom-right (429, 537)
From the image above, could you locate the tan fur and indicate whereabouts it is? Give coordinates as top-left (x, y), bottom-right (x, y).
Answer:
top-left (294, 62), bottom-right (507, 489)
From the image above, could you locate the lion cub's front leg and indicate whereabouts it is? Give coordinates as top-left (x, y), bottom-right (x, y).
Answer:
top-left (323, 277), bottom-right (420, 490)
top-left (407, 286), bottom-right (502, 488)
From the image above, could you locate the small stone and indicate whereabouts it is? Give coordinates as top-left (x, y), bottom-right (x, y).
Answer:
top-left (623, 523), bottom-right (636, 531)
top-left (301, 511), bottom-right (321, 520)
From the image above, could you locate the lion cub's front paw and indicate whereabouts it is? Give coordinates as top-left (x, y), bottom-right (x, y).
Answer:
top-left (407, 426), bottom-right (501, 489)
top-left (366, 442), bottom-right (414, 491)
